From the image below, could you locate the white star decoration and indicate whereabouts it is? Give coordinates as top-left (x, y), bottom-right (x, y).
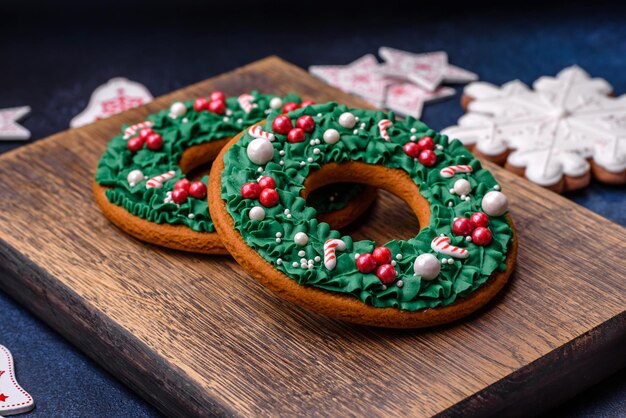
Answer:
top-left (442, 66), bottom-right (626, 187)
top-left (309, 50), bottom-right (472, 118)
top-left (0, 106), bottom-right (31, 141)
top-left (377, 47), bottom-right (478, 92)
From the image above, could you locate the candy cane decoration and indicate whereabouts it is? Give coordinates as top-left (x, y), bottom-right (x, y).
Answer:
top-left (248, 125), bottom-right (275, 141)
top-left (378, 119), bottom-right (393, 141)
top-left (431, 235), bottom-right (470, 259)
top-left (238, 94), bottom-right (254, 113)
top-left (123, 121), bottom-right (154, 139)
top-left (146, 170), bottom-right (176, 189)
top-left (324, 239), bottom-right (346, 270)
top-left (439, 165), bottom-right (473, 178)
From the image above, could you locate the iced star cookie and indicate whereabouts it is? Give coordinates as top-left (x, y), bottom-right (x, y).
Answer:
top-left (443, 66), bottom-right (626, 192)
top-left (208, 103), bottom-right (517, 328)
top-left (94, 92), bottom-right (376, 254)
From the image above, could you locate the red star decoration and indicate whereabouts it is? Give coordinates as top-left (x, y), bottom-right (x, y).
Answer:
top-left (0, 393), bottom-right (8, 402)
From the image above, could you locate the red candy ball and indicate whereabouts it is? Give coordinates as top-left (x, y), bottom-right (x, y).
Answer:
top-left (259, 188), bottom-right (279, 207)
top-left (189, 181), bottom-right (207, 199)
top-left (174, 178), bottom-right (190, 191)
top-left (146, 133), bottom-right (163, 150)
top-left (241, 182), bottom-right (260, 199)
top-left (453, 217), bottom-right (473, 236)
top-left (272, 115), bottom-right (293, 135)
top-left (472, 227), bottom-right (493, 246)
top-left (194, 97), bottom-right (209, 112)
top-left (171, 189), bottom-right (189, 204)
top-left (139, 127), bottom-right (153, 140)
top-left (376, 264), bottom-right (397, 285)
top-left (418, 149), bottom-right (437, 167)
top-left (356, 254), bottom-right (377, 274)
top-left (301, 100), bottom-right (315, 107)
top-left (470, 212), bottom-right (489, 229)
top-left (127, 136), bottom-right (144, 152)
top-left (403, 142), bottom-right (421, 158)
top-left (372, 246), bottom-right (392, 265)
top-left (296, 115), bottom-right (316, 133)
top-left (209, 91), bottom-right (226, 102)
top-left (281, 101), bottom-right (300, 113)
top-left (417, 136), bottom-right (435, 151)
top-left (287, 128), bottom-right (306, 143)
top-left (257, 176), bottom-right (276, 190)
top-left (208, 100), bottom-right (226, 115)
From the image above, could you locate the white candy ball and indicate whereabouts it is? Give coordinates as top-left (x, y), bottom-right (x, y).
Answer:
top-left (247, 138), bottom-right (274, 165)
top-left (413, 254), bottom-right (441, 280)
top-left (481, 191), bottom-right (509, 216)
top-left (127, 169), bottom-right (144, 186)
top-left (323, 129), bottom-right (340, 145)
top-left (293, 232), bottom-right (309, 246)
top-left (269, 97), bottom-right (283, 110)
top-left (338, 112), bottom-right (356, 129)
top-left (249, 206), bottom-right (265, 221)
top-left (169, 101), bottom-right (187, 118)
top-left (453, 179), bottom-right (471, 196)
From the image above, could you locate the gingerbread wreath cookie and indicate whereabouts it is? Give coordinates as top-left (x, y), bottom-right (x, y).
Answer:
top-left (443, 66), bottom-right (626, 193)
top-left (94, 92), bottom-right (376, 254)
top-left (209, 103), bottom-right (517, 328)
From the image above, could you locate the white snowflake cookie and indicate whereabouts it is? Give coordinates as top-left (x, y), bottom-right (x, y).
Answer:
top-left (442, 66), bottom-right (626, 192)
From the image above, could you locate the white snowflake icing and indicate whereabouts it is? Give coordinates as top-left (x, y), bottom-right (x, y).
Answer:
top-left (442, 66), bottom-right (626, 186)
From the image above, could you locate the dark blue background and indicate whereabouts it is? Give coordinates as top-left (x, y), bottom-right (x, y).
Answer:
top-left (1, 1), bottom-right (625, 416)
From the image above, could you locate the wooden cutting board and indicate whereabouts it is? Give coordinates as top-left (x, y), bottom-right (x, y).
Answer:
top-left (0, 57), bottom-right (624, 418)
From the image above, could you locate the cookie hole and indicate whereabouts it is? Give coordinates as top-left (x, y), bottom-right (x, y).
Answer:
top-left (344, 188), bottom-right (421, 243)
top-left (303, 162), bottom-right (431, 242)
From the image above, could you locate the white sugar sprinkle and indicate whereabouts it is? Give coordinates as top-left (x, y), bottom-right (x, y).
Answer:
top-left (292, 262), bottom-right (299, 267)
top-left (396, 280), bottom-right (404, 288)
top-left (276, 232), bottom-right (282, 238)
top-left (314, 256), bottom-right (321, 262)
top-left (313, 148), bottom-right (321, 155)
top-left (298, 250), bottom-right (305, 257)
top-left (396, 254), bottom-right (403, 260)
top-left (307, 157), bottom-right (313, 162)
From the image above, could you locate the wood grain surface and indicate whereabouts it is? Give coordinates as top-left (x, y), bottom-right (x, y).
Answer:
top-left (0, 56), bottom-right (625, 417)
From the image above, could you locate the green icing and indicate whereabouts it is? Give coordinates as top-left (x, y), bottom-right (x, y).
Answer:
top-left (220, 103), bottom-right (513, 311)
top-left (95, 92), bottom-right (357, 232)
